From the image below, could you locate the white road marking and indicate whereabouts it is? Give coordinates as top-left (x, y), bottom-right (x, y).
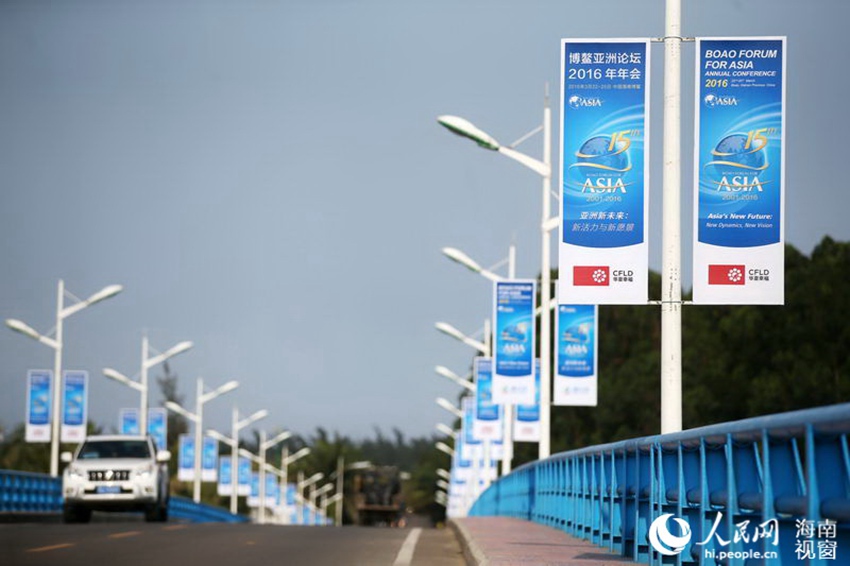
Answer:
top-left (393, 527), bottom-right (422, 565)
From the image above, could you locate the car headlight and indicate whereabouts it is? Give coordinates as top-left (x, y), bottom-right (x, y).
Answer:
top-left (67, 465), bottom-right (85, 480)
top-left (134, 463), bottom-right (155, 479)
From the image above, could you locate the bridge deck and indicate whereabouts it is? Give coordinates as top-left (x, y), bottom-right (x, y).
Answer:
top-left (451, 516), bottom-right (636, 565)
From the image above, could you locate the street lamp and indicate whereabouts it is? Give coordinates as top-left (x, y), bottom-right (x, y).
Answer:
top-left (329, 457), bottom-right (371, 527)
top-left (297, 472), bottom-right (324, 525)
top-left (434, 366), bottom-right (475, 392)
top-left (435, 441), bottom-right (456, 458)
top-left (257, 429), bottom-right (292, 525)
top-left (435, 423), bottom-right (457, 439)
top-left (165, 377), bottom-right (239, 502)
top-left (206, 407), bottom-right (268, 514)
top-left (441, 244), bottom-right (518, 474)
top-left (438, 92), bottom-right (556, 459)
top-left (435, 322), bottom-right (488, 355)
top-left (435, 397), bottom-right (463, 420)
top-left (103, 337), bottom-right (193, 434)
top-left (436, 468), bottom-right (451, 482)
top-left (5, 280), bottom-right (123, 476)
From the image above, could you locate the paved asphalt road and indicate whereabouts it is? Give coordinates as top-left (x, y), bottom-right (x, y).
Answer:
top-left (0, 517), bottom-right (466, 566)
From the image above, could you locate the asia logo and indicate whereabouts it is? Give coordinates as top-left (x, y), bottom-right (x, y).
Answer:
top-left (706, 129), bottom-right (772, 193)
top-left (704, 93), bottom-right (738, 108)
top-left (708, 264), bottom-right (746, 285)
top-left (649, 514), bottom-right (692, 556)
top-left (574, 266), bottom-right (609, 286)
top-left (568, 131), bottom-right (635, 194)
top-left (568, 95), bottom-right (603, 109)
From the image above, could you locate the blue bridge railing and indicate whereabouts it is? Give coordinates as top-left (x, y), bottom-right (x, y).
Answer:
top-left (470, 403), bottom-right (850, 565)
top-left (0, 470), bottom-right (246, 523)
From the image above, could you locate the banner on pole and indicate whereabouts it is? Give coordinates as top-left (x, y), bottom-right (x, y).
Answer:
top-left (26, 370), bottom-right (52, 443)
top-left (178, 434), bottom-right (194, 481)
top-left (60, 370), bottom-right (88, 443)
top-left (237, 456), bottom-right (251, 496)
top-left (119, 408), bottom-right (140, 435)
top-left (554, 303), bottom-right (598, 406)
top-left (558, 38), bottom-right (651, 305)
top-left (202, 436), bottom-right (218, 482)
top-left (218, 456), bottom-right (233, 496)
top-left (514, 360), bottom-right (541, 442)
top-left (460, 397), bottom-right (481, 461)
top-left (693, 37), bottom-right (786, 304)
top-left (473, 358), bottom-right (502, 442)
top-left (492, 280), bottom-right (536, 404)
top-left (147, 408), bottom-right (167, 451)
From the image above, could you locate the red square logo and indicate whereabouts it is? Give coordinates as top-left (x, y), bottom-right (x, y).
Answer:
top-left (574, 266), bottom-right (609, 286)
top-left (708, 264), bottom-right (746, 285)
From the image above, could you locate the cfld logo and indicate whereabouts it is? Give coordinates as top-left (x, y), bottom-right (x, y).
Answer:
top-left (649, 514), bottom-right (692, 556)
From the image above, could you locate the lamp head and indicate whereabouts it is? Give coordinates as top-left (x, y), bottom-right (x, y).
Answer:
top-left (437, 115), bottom-right (500, 151)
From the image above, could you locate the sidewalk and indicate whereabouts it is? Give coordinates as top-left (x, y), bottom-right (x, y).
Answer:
top-left (450, 517), bottom-right (637, 566)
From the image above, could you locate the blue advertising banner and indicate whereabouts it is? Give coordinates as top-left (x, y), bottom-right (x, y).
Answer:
top-left (119, 408), bottom-right (140, 435)
top-left (693, 37), bottom-right (786, 304)
top-left (25, 370), bottom-right (52, 443)
top-left (514, 360), bottom-right (541, 442)
top-left (61, 371), bottom-right (88, 443)
top-left (218, 456), bottom-right (232, 496)
top-left (554, 303), bottom-right (598, 406)
top-left (248, 472), bottom-right (260, 507)
top-left (559, 39), bottom-right (651, 305)
top-left (202, 436), bottom-right (218, 482)
top-left (492, 280), bottom-right (536, 404)
top-left (178, 434), bottom-right (194, 481)
top-left (147, 408), bottom-right (167, 451)
top-left (473, 358), bottom-right (502, 442)
top-left (461, 397), bottom-right (481, 461)
top-left (237, 456), bottom-right (251, 496)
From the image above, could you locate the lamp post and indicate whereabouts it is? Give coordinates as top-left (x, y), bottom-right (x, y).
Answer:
top-left (313, 483), bottom-right (334, 524)
top-left (441, 244), bottom-right (517, 474)
top-left (5, 280), bottom-right (123, 477)
top-left (279, 447), bottom-right (310, 524)
top-left (257, 429), bottom-right (292, 525)
top-left (165, 377), bottom-right (238, 502)
top-left (436, 468), bottom-right (451, 482)
top-left (438, 90), bottom-right (555, 459)
top-left (297, 472), bottom-right (324, 525)
top-left (330, 458), bottom-right (371, 527)
top-left (206, 407), bottom-right (268, 514)
top-left (103, 336), bottom-right (193, 435)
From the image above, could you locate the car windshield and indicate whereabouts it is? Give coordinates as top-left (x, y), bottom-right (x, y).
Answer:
top-left (78, 440), bottom-right (151, 460)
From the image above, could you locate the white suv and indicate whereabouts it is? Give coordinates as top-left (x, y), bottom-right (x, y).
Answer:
top-left (61, 435), bottom-right (171, 523)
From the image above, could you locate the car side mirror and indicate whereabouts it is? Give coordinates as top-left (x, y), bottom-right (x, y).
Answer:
top-left (156, 450), bottom-right (171, 463)
top-left (60, 451), bottom-right (73, 463)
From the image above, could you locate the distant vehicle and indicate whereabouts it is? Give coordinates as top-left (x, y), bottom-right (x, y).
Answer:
top-left (351, 465), bottom-right (403, 527)
top-left (60, 434), bottom-right (171, 523)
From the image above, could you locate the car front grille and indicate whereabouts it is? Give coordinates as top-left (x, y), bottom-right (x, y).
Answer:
top-left (87, 469), bottom-right (131, 482)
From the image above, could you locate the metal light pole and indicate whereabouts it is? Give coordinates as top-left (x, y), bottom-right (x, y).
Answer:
top-left (330, 458), bottom-right (371, 526)
top-left (165, 377), bottom-right (238, 502)
top-left (103, 336), bottom-right (193, 435)
top-left (438, 88), bottom-right (555, 458)
top-left (6, 280), bottom-right (123, 477)
top-left (661, 0), bottom-right (683, 434)
top-left (441, 244), bottom-right (518, 473)
top-left (207, 407), bottom-right (268, 514)
top-left (257, 429), bottom-right (292, 525)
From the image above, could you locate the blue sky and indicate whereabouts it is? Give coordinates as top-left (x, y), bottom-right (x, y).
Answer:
top-left (1, 0), bottom-right (847, 442)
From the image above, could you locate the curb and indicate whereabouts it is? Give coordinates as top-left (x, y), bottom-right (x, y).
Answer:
top-left (448, 518), bottom-right (487, 565)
